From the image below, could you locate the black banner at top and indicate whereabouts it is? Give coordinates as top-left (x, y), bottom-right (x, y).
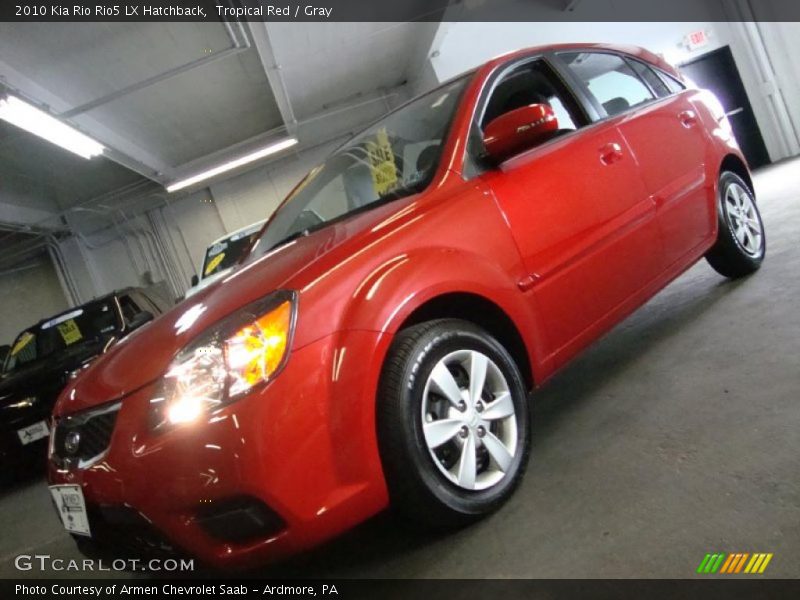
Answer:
top-left (3, 0), bottom-right (800, 22)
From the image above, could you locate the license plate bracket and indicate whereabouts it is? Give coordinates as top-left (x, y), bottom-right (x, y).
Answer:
top-left (49, 484), bottom-right (91, 537)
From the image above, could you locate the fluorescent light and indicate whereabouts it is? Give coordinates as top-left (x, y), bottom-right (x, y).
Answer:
top-left (0, 95), bottom-right (104, 159)
top-left (167, 137), bottom-right (299, 192)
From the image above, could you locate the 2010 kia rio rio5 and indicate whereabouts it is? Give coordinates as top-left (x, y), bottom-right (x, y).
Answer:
top-left (48, 43), bottom-right (766, 568)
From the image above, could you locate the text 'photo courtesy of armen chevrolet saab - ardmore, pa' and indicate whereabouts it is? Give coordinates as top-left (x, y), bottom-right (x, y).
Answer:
top-left (0, 0), bottom-right (799, 597)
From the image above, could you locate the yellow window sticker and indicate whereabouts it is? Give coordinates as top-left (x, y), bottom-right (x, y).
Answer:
top-left (366, 128), bottom-right (398, 197)
top-left (205, 252), bottom-right (226, 276)
top-left (11, 332), bottom-right (34, 356)
top-left (57, 319), bottom-right (83, 346)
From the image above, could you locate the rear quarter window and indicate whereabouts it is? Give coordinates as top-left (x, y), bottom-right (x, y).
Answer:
top-left (657, 70), bottom-right (687, 94)
top-left (627, 59), bottom-right (672, 98)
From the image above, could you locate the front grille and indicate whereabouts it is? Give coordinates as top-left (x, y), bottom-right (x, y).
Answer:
top-left (52, 402), bottom-right (121, 468)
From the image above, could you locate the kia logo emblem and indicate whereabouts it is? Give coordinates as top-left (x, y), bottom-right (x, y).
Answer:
top-left (64, 431), bottom-right (81, 455)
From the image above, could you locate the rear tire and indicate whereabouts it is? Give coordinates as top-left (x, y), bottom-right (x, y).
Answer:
top-left (705, 171), bottom-right (765, 278)
top-left (377, 319), bottom-right (531, 529)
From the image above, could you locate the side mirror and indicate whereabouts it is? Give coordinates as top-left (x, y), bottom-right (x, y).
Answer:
top-left (126, 310), bottom-right (154, 332)
top-left (483, 103), bottom-right (559, 163)
top-left (190, 274), bottom-right (199, 287)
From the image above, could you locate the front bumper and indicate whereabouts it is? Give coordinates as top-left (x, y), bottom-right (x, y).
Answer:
top-left (48, 330), bottom-right (390, 569)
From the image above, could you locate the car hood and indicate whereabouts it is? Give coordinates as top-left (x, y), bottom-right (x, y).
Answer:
top-left (0, 342), bottom-right (103, 409)
top-left (55, 202), bottom-right (404, 416)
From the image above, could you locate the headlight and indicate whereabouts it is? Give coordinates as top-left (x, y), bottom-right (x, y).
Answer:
top-left (149, 291), bottom-right (296, 430)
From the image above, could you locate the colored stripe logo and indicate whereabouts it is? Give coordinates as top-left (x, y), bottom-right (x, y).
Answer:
top-left (697, 552), bottom-right (773, 574)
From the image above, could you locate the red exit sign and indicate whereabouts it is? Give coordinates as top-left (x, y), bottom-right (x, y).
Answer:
top-left (685, 30), bottom-right (710, 50)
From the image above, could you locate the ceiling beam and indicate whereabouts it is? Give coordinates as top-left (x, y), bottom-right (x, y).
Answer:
top-left (247, 22), bottom-right (298, 135)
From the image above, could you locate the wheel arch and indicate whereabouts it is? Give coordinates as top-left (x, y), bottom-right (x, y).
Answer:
top-left (720, 153), bottom-right (754, 196)
top-left (334, 245), bottom-right (548, 391)
top-left (395, 291), bottom-right (535, 390)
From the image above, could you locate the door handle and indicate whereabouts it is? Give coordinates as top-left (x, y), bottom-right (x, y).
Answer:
top-left (599, 142), bottom-right (623, 165)
top-left (679, 109), bottom-right (698, 127)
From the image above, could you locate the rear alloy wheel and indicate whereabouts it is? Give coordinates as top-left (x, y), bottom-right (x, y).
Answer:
top-left (377, 319), bottom-right (530, 528)
top-left (705, 171), bottom-right (766, 278)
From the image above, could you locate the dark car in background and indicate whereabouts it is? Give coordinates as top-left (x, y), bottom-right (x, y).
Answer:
top-left (0, 287), bottom-right (168, 471)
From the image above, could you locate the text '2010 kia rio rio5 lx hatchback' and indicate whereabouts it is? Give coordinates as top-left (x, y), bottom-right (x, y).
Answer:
top-left (48, 44), bottom-right (766, 568)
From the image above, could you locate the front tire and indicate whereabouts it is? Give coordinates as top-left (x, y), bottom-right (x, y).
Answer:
top-left (705, 171), bottom-right (766, 278)
top-left (377, 319), bottom-right (531, 529)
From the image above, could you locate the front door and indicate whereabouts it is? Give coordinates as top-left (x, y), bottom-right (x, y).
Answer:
top-left (472, 58), bottom-right (664, 366)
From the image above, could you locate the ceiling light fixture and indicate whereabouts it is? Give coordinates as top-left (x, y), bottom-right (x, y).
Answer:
top-left (0, 95), bottom-right (104, 159)
top-left (166, 137), bottom-right (299, 193)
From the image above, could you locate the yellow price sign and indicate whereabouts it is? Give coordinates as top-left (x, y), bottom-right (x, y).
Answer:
top-left (11, 331), bottom-right (34, 356)
top-left (205, 252), bottom-right (226, 276)
top-left (367, 128), bottom-right (398, 197)
top-left (57, 319), bottom-right (83, 346)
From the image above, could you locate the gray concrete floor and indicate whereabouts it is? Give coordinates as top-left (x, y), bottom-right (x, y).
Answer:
top-left (1, 159), bottom-right (798, 579)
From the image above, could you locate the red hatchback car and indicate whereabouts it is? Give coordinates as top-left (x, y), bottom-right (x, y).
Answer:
top-left (48, 43), bottom-right (765, 568)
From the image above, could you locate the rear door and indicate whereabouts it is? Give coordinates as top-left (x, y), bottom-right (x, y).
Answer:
top-left (469, 56), bottom-right (664, 366)
top-left (558, 51), bottom-right (713, 267)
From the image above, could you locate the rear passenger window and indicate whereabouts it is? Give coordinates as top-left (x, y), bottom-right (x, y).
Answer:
top-left (559, 52), bottom-right (655, 117)
top-left (627, 59), bottom-right (671, 98)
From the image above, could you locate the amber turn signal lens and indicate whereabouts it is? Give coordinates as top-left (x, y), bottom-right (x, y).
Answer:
top-left (225, 300), bottom-right (292, 397)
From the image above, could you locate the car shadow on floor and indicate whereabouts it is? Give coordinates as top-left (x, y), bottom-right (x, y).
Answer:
top-left (214, 272), bottom-right (746, 578)
top-left (531, 273), bottom-right (745, 438)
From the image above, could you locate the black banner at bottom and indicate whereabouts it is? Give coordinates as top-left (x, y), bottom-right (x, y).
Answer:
top-left (4, 579), bottom-right (800, 600)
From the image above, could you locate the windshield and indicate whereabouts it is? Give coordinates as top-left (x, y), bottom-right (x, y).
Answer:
top-left (250, 76), bottom-right (469, 258)
top-left (201, 225), bottom-right (264, 280)
top-left (3, 299), bottom-right (121, 373)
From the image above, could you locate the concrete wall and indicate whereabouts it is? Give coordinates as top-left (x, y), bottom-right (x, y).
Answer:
top-left (0, 258), bottom-right (68, 344)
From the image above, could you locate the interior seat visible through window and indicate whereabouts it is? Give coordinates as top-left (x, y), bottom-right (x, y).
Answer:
top-left (558, 51), bottom-right (656, 117)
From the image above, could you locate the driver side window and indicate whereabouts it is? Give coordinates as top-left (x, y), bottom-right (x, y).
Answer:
top-left (466, 58), bottom-right (587, 177)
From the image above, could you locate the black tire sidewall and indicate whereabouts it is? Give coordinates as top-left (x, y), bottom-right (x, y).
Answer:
top-left (717, 172), bottom-right (765, 264)
top-left (387, 322), bottom-right (530, 518)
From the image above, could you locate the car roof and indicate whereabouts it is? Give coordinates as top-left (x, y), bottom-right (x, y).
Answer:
top-left (26, 287), bottom-right (144, 330)
top-left (480, 42), bottom-right (682, 80)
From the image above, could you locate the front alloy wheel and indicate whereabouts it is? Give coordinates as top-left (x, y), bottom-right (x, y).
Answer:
top-left (378, 319), bottom-right (530, 528)
top-left (421, 349), bottom-right (518, 491)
